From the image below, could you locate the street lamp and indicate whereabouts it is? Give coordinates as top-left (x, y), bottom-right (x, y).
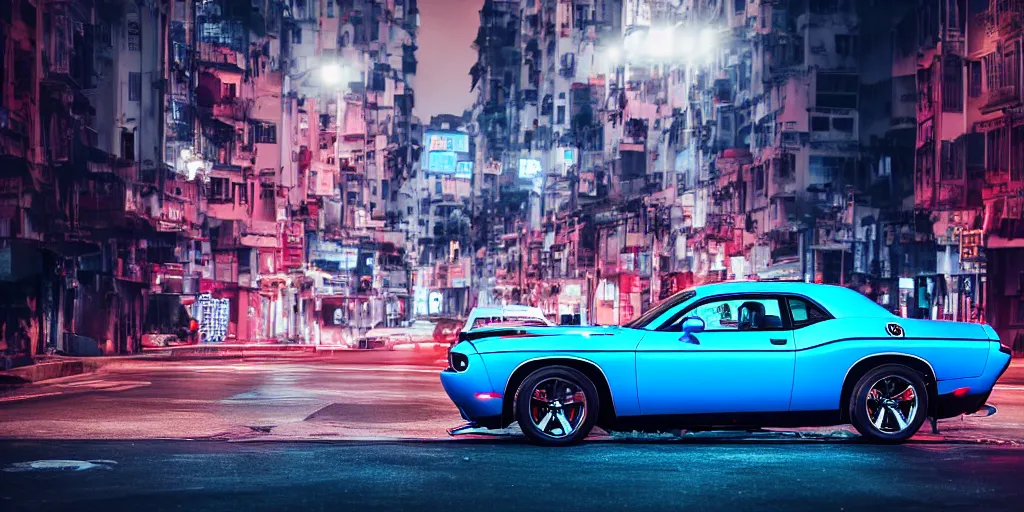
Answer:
top-left (320, 63), bottom-right (347, 87)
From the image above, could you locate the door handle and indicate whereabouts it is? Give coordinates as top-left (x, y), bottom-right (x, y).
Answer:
top-left (770, 338), bottom-right (787, 346)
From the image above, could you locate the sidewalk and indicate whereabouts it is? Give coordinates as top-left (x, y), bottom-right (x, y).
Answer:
top-left (997, 360), bottom-right (1024, 385)
top-left (0, 344), bottom-right (318, 384)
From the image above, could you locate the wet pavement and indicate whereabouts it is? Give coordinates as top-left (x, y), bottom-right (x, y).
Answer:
top-left (1, 440), bottom-right (1023, 511)
top-left (1, 354), bottom-right (1023, 510)
top-left (1, 353), bottom-right (1023, 444)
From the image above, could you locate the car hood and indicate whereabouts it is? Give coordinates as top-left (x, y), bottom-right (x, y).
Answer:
top-left (465, 325), bottom-right (638, 353)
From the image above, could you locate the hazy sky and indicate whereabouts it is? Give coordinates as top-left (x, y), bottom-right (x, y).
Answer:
top-left (415, 0), bottom-right (484, 121)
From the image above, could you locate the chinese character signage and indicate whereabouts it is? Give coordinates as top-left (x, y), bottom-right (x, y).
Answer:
top-left (427, 133), bottom-right (469, 153)
top-left (195, 294), bottom-right (231, 343)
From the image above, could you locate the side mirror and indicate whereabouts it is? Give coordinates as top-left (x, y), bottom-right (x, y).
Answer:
top-left (681, 317), bottom-right (705, 335)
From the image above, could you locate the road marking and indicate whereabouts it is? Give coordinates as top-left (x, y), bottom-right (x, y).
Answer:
top-left (61, 379), bottom-right (105, 387)
top-left (0, 392), bottom-right (64, 403)
top-left (994, 385), bottom-right (1024, 391)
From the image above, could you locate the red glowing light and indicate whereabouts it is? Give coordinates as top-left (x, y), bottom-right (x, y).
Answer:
top-left (952, 387), bottom-right (971, 397)
top-left (475, 392), bottom-right (502, 400)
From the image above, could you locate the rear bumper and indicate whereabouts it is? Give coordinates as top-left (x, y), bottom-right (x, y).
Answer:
top-left (439, 355), bottom-right (504, 427)
top-left (936, 392), bottom-right (991, 419)
top-left (935, 350), bottom-right (1011, 419)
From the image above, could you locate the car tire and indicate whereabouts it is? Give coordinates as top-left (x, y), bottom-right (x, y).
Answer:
top-left (849, 364), bottom-right (929, 444)
top-left (514, 366), bottom-right (599, 446)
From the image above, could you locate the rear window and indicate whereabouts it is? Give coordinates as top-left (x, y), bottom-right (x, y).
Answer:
top-left (472, 317), bottom-right (504, 329)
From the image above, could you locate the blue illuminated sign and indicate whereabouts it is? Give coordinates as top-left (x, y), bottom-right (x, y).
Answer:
top-left (427, 151), bottom-right (459, 173)
top-left (455, 161), bottom-right (472, 179)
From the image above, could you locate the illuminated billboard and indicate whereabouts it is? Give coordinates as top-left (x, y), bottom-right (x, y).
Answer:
top-left (455, 161), bottom-right (473, 179)
top-left (518, 158), bottom-right (542, 179)
top-left (423, 131), bottom-right (472, 175)
top-left (425, 132), bottom-right (469, 153)
top-left (427, 151), bottom-right (459, 173)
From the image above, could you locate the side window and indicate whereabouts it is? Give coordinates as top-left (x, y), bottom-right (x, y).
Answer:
top-left (787, 297), bottom-right (830, 328)
top-left (664, 297), bottom-right (784, 331)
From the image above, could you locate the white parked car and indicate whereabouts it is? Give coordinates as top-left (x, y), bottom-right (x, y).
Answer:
top-left (360, 319), bottom-right (438, 350)
top-left (461, 305), bottom-right (554, 333)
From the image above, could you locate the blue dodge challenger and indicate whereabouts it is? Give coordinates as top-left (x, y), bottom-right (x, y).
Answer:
top-left (440, 282), bottom-right (1012, 446)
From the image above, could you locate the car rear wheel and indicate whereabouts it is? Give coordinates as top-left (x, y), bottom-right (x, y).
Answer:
top-left (514, 366), bottom-right (599, 446)
top-left (849, 364), bottom-right (929, 443)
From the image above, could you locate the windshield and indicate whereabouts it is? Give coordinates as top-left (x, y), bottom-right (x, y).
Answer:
top-left (623, 290), bottom-right (697, 330)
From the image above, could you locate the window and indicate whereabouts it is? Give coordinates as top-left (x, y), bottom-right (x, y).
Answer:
top-left (407, 206), bottom-right (414, 215)
top-left (327, 0), bottom-right (335, 17)
top-left (209, 178), bottom-right (232, 203)
top-left (816, 73), bottom-right (859, 109)
top-left (382, 180), bottom-right (389, 199)
top-left (811, 116), bottom-right (830, 131)
top-left (292, 27), bottom-right (302, 44)
top-left (832, 117), bottom-right (854, 132)
top-left (129, 72), bottom-right (141, 102)
top-left (985, 52), bottom-right (1003, 90)
top-left (120, 130), bottom-right (135, 161)
top-left (987, 128), bottom-right (1008, 171)
top-left (787, 297), bottom-right (830, 328)
top-left (556, 105), bottom-right (566, 124)
top-left (248, 122), bottom-right (277, 144)
top-left (682, 297), bottom-right (785, 331)
top-left (969, 60), bottom-right (982, 97)
top-left (835, 35), bottom-right (855, 57)
top-left (435, 181), bottom-right (442, 194)
top-left (942, 54), bottom-right (963, 111)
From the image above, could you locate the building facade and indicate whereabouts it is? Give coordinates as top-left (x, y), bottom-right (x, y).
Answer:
top-left (469, 0), bottom-right (1024, 356)
top-left (0, 0), bottom-right (420, 367)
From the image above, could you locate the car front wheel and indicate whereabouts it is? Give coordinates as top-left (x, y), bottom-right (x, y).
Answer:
top-left (849, 364), bottom-right (929, 443)
top-left (514, 366), bottom-right (599, 446)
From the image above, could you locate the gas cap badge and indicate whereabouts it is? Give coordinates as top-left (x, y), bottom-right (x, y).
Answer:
top-left (885, 322), bottom-right (905, 338)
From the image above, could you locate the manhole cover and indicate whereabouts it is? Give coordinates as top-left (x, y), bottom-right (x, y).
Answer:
top-left (4, 460), bottom-right (117, 472)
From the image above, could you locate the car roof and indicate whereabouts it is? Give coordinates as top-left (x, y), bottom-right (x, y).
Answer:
top-left (690, 281), bottom-right (892, 319)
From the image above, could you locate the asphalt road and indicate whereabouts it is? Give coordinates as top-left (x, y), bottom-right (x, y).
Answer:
top-left (1, 440), bottom-right (1022, 512)
top-left (1, 354), bottom-right (1023, 510)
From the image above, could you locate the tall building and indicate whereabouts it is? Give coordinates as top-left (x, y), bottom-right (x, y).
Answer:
top-left (0, 0), bottom-right (420, 367)
top-left (467, 0), bottom-right (1024, 357)
top-left (407, 113), bottom-right (474, 317)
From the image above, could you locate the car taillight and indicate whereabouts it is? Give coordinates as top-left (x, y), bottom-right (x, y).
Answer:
top-left (449, 352), bottom-right (469, 372)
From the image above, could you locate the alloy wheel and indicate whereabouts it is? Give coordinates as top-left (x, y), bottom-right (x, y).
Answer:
top-left (865, 375), bottom-right (919, 434)
top-left (528, 377), bottom-right (587, 438)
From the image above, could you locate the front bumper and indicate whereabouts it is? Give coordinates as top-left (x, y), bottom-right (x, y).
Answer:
top-left (439, 353), bottom-right (505, 429)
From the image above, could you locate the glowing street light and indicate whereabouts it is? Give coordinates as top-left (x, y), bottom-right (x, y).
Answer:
top-left (647, 26), bottom-right (675, 59)
top-left (606, 45), bottom-right (622, 66)
top-left (320, 63), bottom-right (347, 87)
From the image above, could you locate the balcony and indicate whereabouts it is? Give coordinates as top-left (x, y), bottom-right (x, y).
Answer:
top-left (981, 85), bottom-right (1021, 114)
top-left (212, 99), bottom-right (247, 121)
